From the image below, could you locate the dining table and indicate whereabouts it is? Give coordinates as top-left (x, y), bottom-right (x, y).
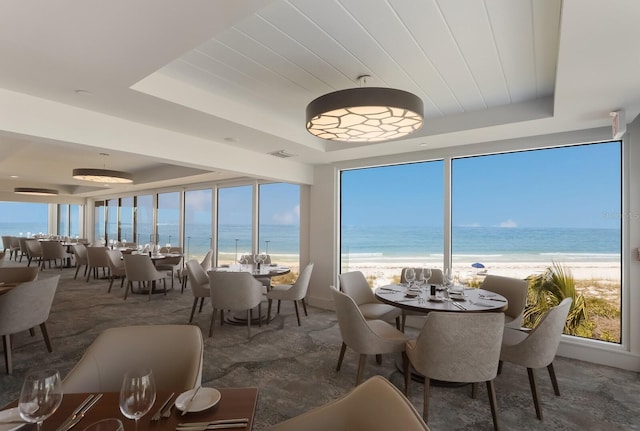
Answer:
top-left (1, 388), bottom-right (258, 431)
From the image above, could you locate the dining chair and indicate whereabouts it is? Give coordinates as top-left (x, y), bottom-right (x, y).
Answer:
top-left (40, 241), bottom-right (69, 270)
top-left (498, 297), bottom-right (572, 420)
top-left (267, 262), bottom-right (314, 326)
top-left (16, 237), bottom-right (28, 262)
top-left (71, 243), bottom-right (88, 280)
top-left (1, 236), bottom-right (12, 258)
top-left (480, 274), bottom-right (529, 329)
top-left (85, 246), bottom-right (109, 282)
top-left (156, 249), bottom-right (183, 290)
top-left (105, 249), bottom-right (127, 293)
top-left (184, 259), bottom-right (210, 323)
top-left (209, 271), bottom-right (264, 338)
top-left (338, 271), bottom-right (401, 329)
top-left (181, 249), bottom-right (213, 293)
top-left (62, 324), bottom-right (203, 393)
top-left (404, 311), bottom-right (505, 430)
top-left (330, 285), bottom-right (407, 386)
top-left (399, 267), bottom-right (443, 331)
top-left (24, 239), bottom-right (43, 268)
top-left (0, 266), bottom-right (39, 284)
top-left (0, 275), bottom-right (60, 374)
top-left (122, 254), bottom-right (167, 300)
top-left (266, 375), bottom-right (430, 431)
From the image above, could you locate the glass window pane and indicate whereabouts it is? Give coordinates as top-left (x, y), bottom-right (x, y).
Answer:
top-left (106, 199), bottom-right (118, 246)
top-left (157, 191), bottom-right (181, 247)
top-left (120, 197), bottom-right (134, 244)
top-left (0, 202), bottom-right (49, 237)
top-left (217, 185), bottom-right (252, 265)
top-left (94, 200), bottom-right (106, 244)
top-left (451, 142), bottom-right (621, 343)
top-left (135, 195), bottom-right (154, 246)
top-left (69, 204), bottom-right (80, 238)
top-left (184, 189), bottom-right (212, 263)
top-left (58, 204), bottom-right (69, 236)
top-left (340, 161), bottom-right (444, 286)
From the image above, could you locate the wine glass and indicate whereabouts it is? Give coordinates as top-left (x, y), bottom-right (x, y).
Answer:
top-left (404, 268), bottom-right (415, 287)
top-left (19, 369), bottom-right (63, 431)
top-left (119, 368), bottom-right (156, 431)
top-left (423, 267), bottom-right (432, 285)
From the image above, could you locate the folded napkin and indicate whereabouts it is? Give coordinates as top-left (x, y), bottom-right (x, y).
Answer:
top-left (0, 407), bottom-right (26, 431)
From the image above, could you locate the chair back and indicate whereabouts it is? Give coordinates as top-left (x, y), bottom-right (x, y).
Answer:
top-left (25, 239), bottom-right (43, 258)
top-left (409, 312), bottom-right (505, 383)
top-left (330, 285), bottom-right (382, 353)
top-left (18, 237), bottom-right (29, 253)
top-left (123, 254), bottom-right (163, 283)
top-left (86, 246), bottom-right (108, 267)
top-left (72, 244), bottom-right (88, 265)
top-left (481, 274), bottom-right (528, 327)
top-left (266, 376), bottom-right (430, 431)
top-left (185, 259), bottom-right (210, 297)
top-left (62, 324), bottom-right (204, 393)
top-left (209, 271), bottom-right (263, 311)
top-left (338, 271), bottom-right (375, 306)
top-left (0, 267), bottom-right (39, 283)
top-left (287, 263), bottom-right (314, 300)
top-left (0, 275), bottom-right (59, 335)
top-left (200, 249), bottom-right (213, 271)
top-left (105, 249), bottom-right (125, 273)
top-left (401, 268), bottom-right (443, 284)
top-left (41, 241), bottom-right (65, 260)
top-left (1, 236), bottom-right (11, 250)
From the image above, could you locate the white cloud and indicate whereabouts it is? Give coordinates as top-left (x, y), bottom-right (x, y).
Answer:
top-left (498, 219), bottom-right (518, 228)
top-left (272, 204), bottom-right (300, 224)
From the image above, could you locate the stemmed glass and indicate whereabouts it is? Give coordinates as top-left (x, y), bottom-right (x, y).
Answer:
top-left (19, 369), bottom-right (63, 431)
top-left (422, 267), bottom-right (432, 287)
top-left (119, 368), bottom-right (156, 431)
top-left (404, 268), bottom-right (415, 288)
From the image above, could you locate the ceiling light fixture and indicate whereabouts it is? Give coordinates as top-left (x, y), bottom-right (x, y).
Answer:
top-left (306, 75), bottom-right (424, 142)
top-left (14, 187), bottom-right (59, 196)
top-left (72, 153), bottom-right (133, 184)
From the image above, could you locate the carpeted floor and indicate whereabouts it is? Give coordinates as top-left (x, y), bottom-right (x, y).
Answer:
top-left (1, 262), bottom-right (639, 430)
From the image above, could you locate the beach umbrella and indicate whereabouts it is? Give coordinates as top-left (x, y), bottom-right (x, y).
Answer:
top-left (471, 262), bottom-right (485, 269)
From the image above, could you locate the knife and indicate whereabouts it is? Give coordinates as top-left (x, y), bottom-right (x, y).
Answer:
top-left (55, 395), bottom-right (94, 431)
top-left (57, 394), bottom-right (103, 431)
top-left (181, 387), bottom-right (201, 416)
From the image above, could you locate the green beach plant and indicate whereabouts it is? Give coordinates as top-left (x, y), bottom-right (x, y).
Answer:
top-left (524, 261), bottom-right (587, 335)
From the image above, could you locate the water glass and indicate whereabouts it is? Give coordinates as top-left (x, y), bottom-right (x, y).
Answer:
top-left (19, 369), bottom-right (63, 431)
top-left (404, 268), bottom-right (415, 287)
top-left (119, 368), bottom-right (156, 431)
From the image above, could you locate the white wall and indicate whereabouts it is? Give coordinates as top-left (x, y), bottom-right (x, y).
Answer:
top-left (306, 126), bottom-right (640, 372)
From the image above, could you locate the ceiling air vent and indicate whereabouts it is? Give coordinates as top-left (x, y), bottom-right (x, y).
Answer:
top-left (268, 150), bottom-right (296, 158)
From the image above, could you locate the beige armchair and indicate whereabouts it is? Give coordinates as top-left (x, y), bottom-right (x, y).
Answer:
top-left (184, 259), bottom-right (210, 323)
top-left (330, 286), bottom-right (407, 386)
top-left (338, 271), bottom-right (401, 328)
top-left (25, 239), bottom-right (43, 268)
top-left (85, 246), bottom-right (109, 282)
top-left (181, 249), bottom-right (213, 292)
top-left (1, 236), bottom-right (12, 258)
top-left (209, 271), bottom-right (263, 338)
top-left (499, 297), bottom-right (572, 420)
top-left (16, 237), bottom-right (27, 262)
top-left (0, 275), bottom-right (60, 374)
top-left (404, 311), bottom-right (505, 430)
top-left (0, 266), bottom-right (39, 284)
top-left (123, 254), bottom-right (167, 300)
top-left (105, 249), bottom-right (127, 293)
top-left (480, 274), bottom-right (528, 329)
top-left (267, 263), bottom-right (314, 326)
top-left (40, 241), bottom-right (69, 270)
top-left (62, 324), bottom-right (203, 393)
top-left (71, 243), bottom-right (88, 280)
top-left (266, 376), bottom-right (430, 431)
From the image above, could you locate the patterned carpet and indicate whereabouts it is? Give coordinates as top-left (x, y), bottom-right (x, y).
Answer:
top-left (1, 262), bottom-right (639, 430)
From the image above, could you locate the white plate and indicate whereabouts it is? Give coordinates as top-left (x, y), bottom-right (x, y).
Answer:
top-left (175, 388), bottom-right (221, 413)
top-left (0, 407), bottom-right (26, 431)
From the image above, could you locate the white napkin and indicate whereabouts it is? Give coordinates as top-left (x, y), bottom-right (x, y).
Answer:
top-left (0, 407), bottom-right (26, 431)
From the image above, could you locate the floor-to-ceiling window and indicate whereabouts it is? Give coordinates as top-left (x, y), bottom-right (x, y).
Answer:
top-left (451, 142), bottom-right (622, 342)
top-left (69, 204), bottom-right (80, 238)
top-left (106, 199), bottom-right (118, 246)
top-left (217, 185), bottom-right (253, 265)
top-left (57, 204), bottom-right (82, 238)
top-left (135, 195), bottom-right (154, 246)
top-left (0, 202), bottom-right (49, 237)
top-left (340, 161), bottom-right (444, 286)
top-left (157, 191), bottom-right (181, 247)
top-left (184, 189), bottom-right (212, 263)
top-left (94, 200), bottom-right (106, 244)
top-left (120, 197), bottom-right (134, 243)
top-left (58, 204), bottom-right (69, 237)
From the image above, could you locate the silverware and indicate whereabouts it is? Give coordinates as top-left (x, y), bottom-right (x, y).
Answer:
top-left (151, 392), bottom-right (175, 421)
top-left (162, 403), bottom-right (174, 418)
top-left (55, 395), bottom-right (95, 431)
top-left (181, 387), bottom-right (202, 416)
top-left (56, 394), bottom-right (103, 431)
top-left (450, 301), bottom-right (467, 310)
top-left (482, 297), bottom-right (507, 302)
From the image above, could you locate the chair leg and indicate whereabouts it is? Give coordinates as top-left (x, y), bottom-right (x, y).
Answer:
top-left (376, 354), bottom-right (382, 365)
top-left (246, 309), bottom-right (252, 338)
top-left (277, 300), bottom-right (281, 313)
top-left (108, 277), bottom-right (115, 293)
top-left (355, 354), bottom-right (367, 386)
top-left (293, 300), bottom-right (301, 326)
top-left (40, 323), bottom-right (52, 352)
top-left (258, 303), bottom-right (262, 328)
top-left (199, 297), bottom-right (205, 312)
top-left (29, 328), bottom-right (36, 336)
top-left (74, 265), bottom-right (81, 280)
top-left (120, 277), bottom-right (125, 288)
top-left (124, 281), bottom-right (131, 300)
top-left (189, 298), bottom-right (198, 323)
top-left (527, 367), bottom-right (543, 420)
top-left (403, 353), bottom-right (411, 396)
top-left (401, 313), bottom-right (407, 332)
top-left (547, 363), bottom-right (561, 396)
top-left (497, 360), bottom-right (503, 375)
top-left (336, 342), bottom-right (347, 371)
top-left (301, 298), bottom-right (308, 316)
top-left (209, 309), bottom-right (217, 337)
top-left (423, 377), bottom-right (431, 422)
top-left (2, 334), bottom-right (12, 374)
top-left (471, 382), bottom-right (478, 399)
top-left (486, 380), bottom-right (500, 431)
top-left (267, 299), bottom-right (272, 323)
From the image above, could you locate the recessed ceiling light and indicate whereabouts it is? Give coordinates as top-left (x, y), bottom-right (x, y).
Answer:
top-left (9, 175), bottom-right (18, 178)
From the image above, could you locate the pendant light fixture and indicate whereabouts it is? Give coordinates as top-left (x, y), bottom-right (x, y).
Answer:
top-left (306, 75), bottom-right (424, 142)
top-left (14, 187), bottom-right (59, 196)
top-left (73, 152), bottom-right (133, 184)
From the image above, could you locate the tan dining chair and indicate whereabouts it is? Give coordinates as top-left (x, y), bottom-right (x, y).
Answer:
top-left (338, 271), bottom-right (401, 328)
top-left (0, 275), bottom-right (60, 374)
top-left (330, 285), bottom-right (407, 386)
top-left (480, 274), bottom-right (528, 329)
top-left (105, 249), bottom-right (127, 293)
top-left (16, 237), bottom-right (28, 262)
top-left (181, 249), bottom-right (213, 293)
top-left (85, 246), bottom-right (109, 282)
top-left (209, 271), bottom-right (264, 338)
top-left (0, 266), bottom-right (39, 284)
top-left (157, 247), bottom-right (183, 290)
top-left (123, 254), bottom-right (167, 300)
top-left (498, 297), bottom-right (572, 420)
top-left (184, 259), bottom-right (210, 323)
top-left (24, 239), bottom-right (43, 268)
top-left (62, 324), bottom-right (203, 393)
top-left (404, 311), bottom-right (505, 430)
top-left (40, 240), bottom-right (69, 270)
top-left (399, 267), bottom-right (444, 331)
top-left (71, 243), bottom-right (88, 280)
top-left (267, 262), bottom-right (314, 326)
top-left (1, 236), bottom-right (12, 258)
top-left (266, 375), bottom-right (430, 431)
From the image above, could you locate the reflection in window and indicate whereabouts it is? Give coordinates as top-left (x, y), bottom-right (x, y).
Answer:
top-left (217, 186), bottom-right (252, 265)
top-left (184, 189), bottom-right (212, 263)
